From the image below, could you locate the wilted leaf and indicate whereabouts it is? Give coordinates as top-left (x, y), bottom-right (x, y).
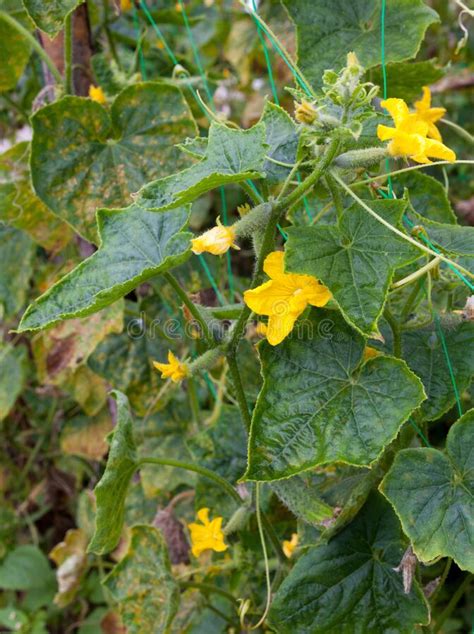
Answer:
top-left (49, 528), bottom-right (88, 607)
top-left (30, 83), bottom-right (197, 242)
top-left (32, 301), bottom-right (124, 385)
top-left (282, 0), bottom-right (439, 87)
top-left (269, 494), bottom-right (429, 633)
top-left (67, 365), bottom-right (109, 416)
top-left (103, 525), bottom-right (180, 634)
top-left (245, 310), bottom-right (425, 481)
top-left (136, 121), bottom-right (267, 211)
top-left (285, 199), bottom-right (419, 335)
top-left (0, 343), bottom-right (28, 422)
top-left (60, 408), bottom-right (113, 461)
top-left (0, 142), bottom-right (72, 250)
top-left (18, 206), bottom-right (191, 332)
top-left (88, 391), bottom-right (138, 555)
top-left (22, 0), bottom-right (84, 37)
top-left (0, 225), bottom-right (34, 318)
top-left (381, 409), bottom-right (474, 572)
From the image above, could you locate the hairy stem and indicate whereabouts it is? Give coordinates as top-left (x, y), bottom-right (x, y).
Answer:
top-left (227, 354), bottom-right (252, 431)
top-left (432, 573), bottom-right (473, 633)
top-left (164, 272), bottom-right (214, 346)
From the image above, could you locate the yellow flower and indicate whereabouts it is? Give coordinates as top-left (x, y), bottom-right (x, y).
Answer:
top-left (153, 351), bottom-right (189, 382)
top-left (191, 218), bottom-right (239, 256)
top-left (283, 533), bottom-right (298, 558)
top-left (377, 98), bottom-right (455, 164)
top-left (414, 86), bottom-right (445, 141)
top-left (188, 508), bottom-right (228, 557)
top-left (237, 203), bottom-right (251, 217)
top-left (88, 85), bottom-right (107, 105)
top-left (295, 100), bottom-right (317, 125)
top-left (120, 0), bottom-right (133, 11)
top-left (243, 251), bottom-right (331, 346)
top-left (255, 322), bottom-right (267, 337)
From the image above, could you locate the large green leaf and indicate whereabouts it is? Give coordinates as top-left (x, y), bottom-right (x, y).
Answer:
top-left (381, 409), bottom-right (474, 572)
top-left (269, 493), bottom-right (429, 633)
top-left (285, 199), bottom-right (419, 336)
top-left (282, 0), bottom-right (439, 87)
top-left (22, 0), bottom-right (83, 37)
top-left (30, 82), bottom-right (197, 242)
top-left (103, 525), bottom-right (179, 634)
top-left (88, 391), bottom-right (137, 555)
top-left (18, 205), bottom-right (191, 332)
top-left (396, 170), bottom-right (456, 224)
top-left (244, 311), bottom-right (425, 482)
top-left (405, 208), bottom-right (474, 259)
top-left (395, 318), bottom-right (474, 420)
top-left (0, 343), bottom-right (28, 422)
top-left (136, 121), bottom-right (267, 211)
top-left (0, 225), bottom-right (34, 318)
top-left (260, 101), bottom-right (299, 185)
top-left (0, 142), bottom-right (72, 250)
top-left (0, 544), bottom-right (55, 591)
top-left (0, 12), bottom-right (31, 92)
top-left (369, 61), bottom-right (444, 102)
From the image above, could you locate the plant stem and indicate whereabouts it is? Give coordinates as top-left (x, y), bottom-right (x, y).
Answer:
top-left (399, 278), bottom-right (424, 323)
top-left (226, 354), bottom-right (252, 431)
top-left (432, 573), bottom-right (473, 633)
top-left (440, 118), bottom-right (474, 144)
top-left (429, 558), bottom-right (453, 610)
top-left (180, 581), bottom-right (238, 605)
top-left (187, 377), bottom-right (200, 426)
top-left (332, 171), bottom-right (474, 280)
top-left (138, 457), bottom-right (242, 504)
top-left (325, 172), bottom-right (343, 221)
top-left (248, 483), bottom-right (272, 629)
top-left (384, 307), bottom-right (401, 357)
top-left (164, 272), bottom-right (214, 346)
top-left (351, 160), bottom-right (474, 187)
top-left (64, 13), bottom-right (73, 94)
top-left (0, 11), bottom-right (63, 86)
top-left (241, 180), bottom-right (264, 205)
top-left (392, 256), bottom-right (441, 289)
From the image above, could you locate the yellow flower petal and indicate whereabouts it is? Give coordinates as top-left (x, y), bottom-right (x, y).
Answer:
top-left (153, 351), bottom-right (189, 382)
top-left (88, 85), bottom-right (107, 105)
top-left (424, 138), bottom-right (456, 162)
top-left (191, 219), bottom-right (239, 255)
top-left (282, 533), bottom-right (299, 558)
top-left (266, 312), bottom-right (299, 345)
top-left (188, 508), bottom-right (228, 558)
top-left (380, 98), bottom-right (410, 127)
top-left (263, 250), bottom-right (285, 279)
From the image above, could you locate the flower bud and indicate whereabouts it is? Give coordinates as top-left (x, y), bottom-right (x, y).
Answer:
top-left (295, 100), bottom-right (318, 124)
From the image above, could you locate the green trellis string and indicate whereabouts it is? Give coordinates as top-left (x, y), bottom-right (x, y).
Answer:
top-left (380, 0), bottom-right (463, 422)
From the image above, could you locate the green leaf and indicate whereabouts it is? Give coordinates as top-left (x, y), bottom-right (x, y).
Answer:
top-left (396, 170), bottom-right (456, 224)
top-left (22, 0), bottom-right (83, 37)
top-left (282, 0), bottom-right (439, 87)
top-left (271, 474), bottom-right (334, 526)
top-left (104, 526), bottom-right (179, 634)
top-left (0, 225), bottom-right (34, 318)
top-left (0, 12), bottom-right (31, 92)
top-left (30, 82), bottom-right (197, 242)
top-left (0, 544), bottom-right (55, 590)
top-left (136, 121), bottom-right (267, 211)
top-left (260, 101), bottom-right (299, 185)
top-left (0, 142), bottom-right (72, 250)
top-left (405, 208), bottom-right (474, 259)
top-left (393, 318), bottom-right (474, 421)
top-left (18, 206), bottom-right (191, 332)
top-left (269, 493), bottom-right (429, 633)
top-left (188, 405), bottom-right (247, 516)
top-left (0, 343), bottom-right (28, 421)
top-left (88, 391), bottom-right (137, 555)
top-left (244, 310), bottom-right (425, 481)
top-left (381, 409), bottom-right (474, 572)
top-left (368, 61), bottom-right (444, 102)
top-left (87, 304), bottom-right (170, 416)
top-left (286, 199), bottom-right (419, 335)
